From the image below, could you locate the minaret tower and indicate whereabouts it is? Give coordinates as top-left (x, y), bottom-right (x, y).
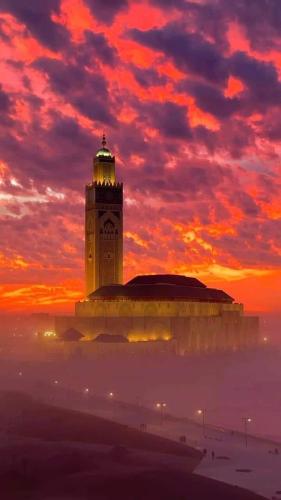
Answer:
top-left (85, 135), bottom-right (123, 295)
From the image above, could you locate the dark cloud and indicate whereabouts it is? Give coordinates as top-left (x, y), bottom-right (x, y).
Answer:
top-left (230, 51), bottom-right (281, 108)
top-left (145, 101), bottom-right (192, 139)
top-left (25, 94), bottom-right (44, 110)
top-left (194, 119), bottom-right (254, 159)
top-left (111, 123), bottom-right (149, 158)
top-left (33, 58), bottom-right (86, 95)
top-left (218, 120), bottom-right (254, 159)
top-left (77, 30), bottom-right (118, 66)
top-left (129, 23), bottom-right (228, 84)
top-left (150, 0), bottom-right (186, 6)
top-left (205, 221), bottom-right (281, 267)
top-left (259, 110), bottom-right (281, 141)
top-left (33, 57), bottom-right (115, 125)
top-left (132, 66), bottom-right (167, 88)
top-left (183, 1), bottom-right (228, 50)
top-left (0, 17), bottom-right (10, 43)
top-left (0, 0), bottom-right (69, 51)
top-left (126, 156), bottom-right (233, 203)
top-left (233, 191), bottom-right (260, 217)
top-left (0, 85), bottom-right (14, 127)
top-left (5, 59), bottom-right (25, 70)
top-left (84, 0), bottom-right (128, 24)
top-left (225, 0), bottom-right (281, 52)
top-left (129, 21), bottom-right (280, 115)
top-left (0, 85), bottom-right (12, 113)
top-left (232, 218), bottom-right (281, 265)
top-left (0, 199), bottom-right (84, 284)
top-left (193, 126), bottom-right (217, 155)
top-left (177, 49), bottom-right (281, 119)
top-left (0, 111), bottom-right (96, 189)
top-left (185, 81), bottom-right (240, 118)
top-left (150, 0), bottom-right (228, 48)
top-left (149, 0), bottom-right (281, 52)
top-left (22, 75), bottom-right (32, 91)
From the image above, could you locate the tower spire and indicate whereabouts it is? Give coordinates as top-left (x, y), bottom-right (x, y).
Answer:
top-left (86, 138), bottom-right (123, 294)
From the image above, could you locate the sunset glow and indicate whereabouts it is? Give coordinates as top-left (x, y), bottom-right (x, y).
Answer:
top-left (0, 0), bottom-right (280, 313)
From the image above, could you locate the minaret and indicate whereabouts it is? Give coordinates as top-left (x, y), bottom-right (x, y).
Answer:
top-left (85, 135), bottom-right (123, 295)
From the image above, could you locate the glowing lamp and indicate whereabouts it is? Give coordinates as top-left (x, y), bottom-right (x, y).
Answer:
top-left (43, 330), bottom-right (56, 338)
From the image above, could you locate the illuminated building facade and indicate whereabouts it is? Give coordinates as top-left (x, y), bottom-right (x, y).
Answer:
top-left (55, 139), bottom-right (259, 354)
top-left (85, 135), bottom-right (123, 295)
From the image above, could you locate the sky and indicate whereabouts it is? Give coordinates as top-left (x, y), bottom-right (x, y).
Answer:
top-left (0, 0), bottom-right (280, 313)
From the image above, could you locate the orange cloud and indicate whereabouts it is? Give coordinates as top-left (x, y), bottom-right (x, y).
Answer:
top-left (225, 76), bottom-right (245, 97)
top-left (0, 282), bottom-right (83, 313)
top-left (55, 0), bottom-right (95, 41)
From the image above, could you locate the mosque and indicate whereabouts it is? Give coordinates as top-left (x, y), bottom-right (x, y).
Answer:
top-left (55, 137), bottom-right (259, 354)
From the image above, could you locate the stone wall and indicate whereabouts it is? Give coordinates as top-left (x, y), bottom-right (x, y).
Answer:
top-left (55, 312), bottom-right (259, 354)
top-left (37, 337), bottom-right (176, 361)
top-left (75, 299), bottom-right (243, 318)
top-left (173, 313), bottom-right (259, 355)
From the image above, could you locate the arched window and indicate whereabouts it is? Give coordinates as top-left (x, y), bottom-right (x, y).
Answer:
top-left (103, 219), bottom-right (116, 240)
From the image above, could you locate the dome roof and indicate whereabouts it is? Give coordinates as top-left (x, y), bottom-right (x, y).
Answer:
top-left (127, 275), bottom-right (206, 288)
top-left (88, 274), bottom-right (234, 303)
top-left (96, 147), bottom-right (112, 158)
top-left (95, 134), bottom-right (112, 158)
top-left (61, 328), bottom-right (84, 341)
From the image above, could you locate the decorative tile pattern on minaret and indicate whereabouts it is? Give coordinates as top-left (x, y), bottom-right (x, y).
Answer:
top-left (85, 135), bottom-right (123, 295)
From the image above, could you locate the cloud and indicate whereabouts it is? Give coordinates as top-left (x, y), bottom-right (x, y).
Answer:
top-left (77, 30), bottom-right (118, 66)
top-left (184, 81), bottom-right (240, 119)
top-left (149, 0), bottom-right (186, 7)
top-left (149, 0), bottom-right (281, 52)
top-left (33, 57), bottom-right (116, 125)
top-left (129, 22), bottom-right (228, 84)
top-left (131, 66), bottom-right (168, 88)
top-left (145, 101), bottom-right (192, 139)
top-left (260, 110), bottom-right (281, 141)
top-left (0, 112), bottom-right (97, 190)
top-left (194, 118), bottom-right (255, 159)
top-left (0, 0), bottom-right (70, 51)
top-left (225, 0), bottom-right (281, 52)
top-left (0, 84), bottom-right (12, 113)
top-left (84, 0), bottom-right (129, 24)
top-left (230, 51), bottom-right (281, 109)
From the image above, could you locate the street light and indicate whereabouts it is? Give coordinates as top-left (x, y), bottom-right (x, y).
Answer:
top-left (242, 417), bottom-right (252, 448)
top-left (197, 408), bottom-right (207, 437)
top-left (82, 387), bottom-right (90, 408)
top-left (156, 402), bottom-right (167, 424)
top-left (108, 392), bottom-right (114, 399)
